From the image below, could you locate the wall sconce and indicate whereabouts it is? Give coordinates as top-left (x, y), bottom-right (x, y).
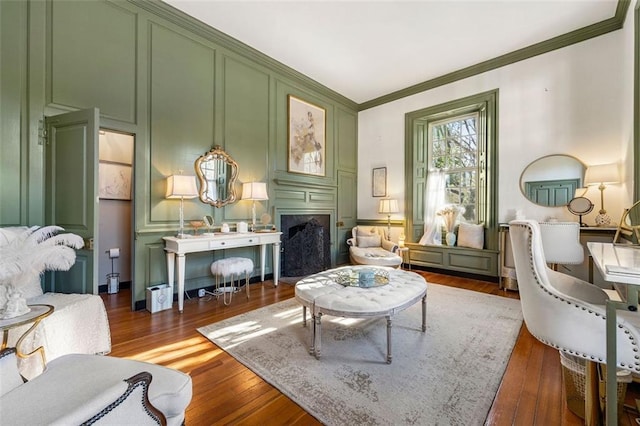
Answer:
top-left (584, 163), bottom-right (620, 227)
top-left (166, 174), bottom-right (198, 238)
top-left (242, 182), bottom-right (269, 231)
top-left (378, 198), bottom-right (399, 240)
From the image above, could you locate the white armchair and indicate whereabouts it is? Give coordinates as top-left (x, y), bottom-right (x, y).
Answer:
top-left (347, 226), bottom-right (402, 268)
top-left (538, 221), bottom-right (584, 270)
top-left (509, 220), bottom-right (640, 424)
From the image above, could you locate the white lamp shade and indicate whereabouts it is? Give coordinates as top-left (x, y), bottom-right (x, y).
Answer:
top-left (584, 163), bottom-right (620, 185)
top-left (166, 175), bottom-right (198, 199)
top-left (378, 199), bottom-right (399, 214)
top-left (241, 182), bottom-right (269, 200)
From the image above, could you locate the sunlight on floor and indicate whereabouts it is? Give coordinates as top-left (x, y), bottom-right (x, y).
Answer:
top-left (126, 337), bottom-right (222, 370)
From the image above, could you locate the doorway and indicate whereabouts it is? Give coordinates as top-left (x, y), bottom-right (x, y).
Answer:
top-left (97, 129), bottom-right (134, 295)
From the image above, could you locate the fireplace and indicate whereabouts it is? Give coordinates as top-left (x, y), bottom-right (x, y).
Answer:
top-left (281, 214), bottom-right (331, 277)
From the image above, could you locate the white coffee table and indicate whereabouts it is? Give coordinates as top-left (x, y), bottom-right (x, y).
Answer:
top-left (295, 265), bottom-right (427, 364)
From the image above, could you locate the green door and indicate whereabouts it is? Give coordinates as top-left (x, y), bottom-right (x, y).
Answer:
top-left (45, 108), bottom-right (99, 294)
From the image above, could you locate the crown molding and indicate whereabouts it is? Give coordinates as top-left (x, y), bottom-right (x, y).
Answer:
top-left (359, 0), bottom-right (632, 111)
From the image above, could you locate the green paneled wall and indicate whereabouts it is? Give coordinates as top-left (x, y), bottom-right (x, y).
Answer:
top-left (0, 0), bottom-right (357, 307)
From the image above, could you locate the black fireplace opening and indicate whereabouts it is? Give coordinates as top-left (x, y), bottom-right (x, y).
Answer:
top-left (281, 214), bottom-right (331, 277)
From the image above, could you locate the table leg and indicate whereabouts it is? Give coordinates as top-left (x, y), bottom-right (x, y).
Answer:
top-left (260, 244), bottom-right (266, 282)
top-left (177, 254), bottom-right (186, 313)
top-left (421, 295), bottom-right (427, 332)
top-left (1, 329), bottom-right (8, 350)
top-left (605, 300), bottom-right (618, 426)
top-left (386, 315), bottom-right (392, 364)
top-left (273, 242), bottom-right (281, 286)
top-left (166, 251), bottom-right (175, 308)
top-left (314, 313), bottom-right (322, 359)
top-left (302, 305), bottom-right (307, 327)
top-left (15, 318), bottom-right (48, 368)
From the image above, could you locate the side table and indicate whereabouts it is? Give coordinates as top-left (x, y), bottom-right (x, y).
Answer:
top-left (397, 247), bottom-right (411, 270)
top-left (0, 304), bottom-right (54, 367)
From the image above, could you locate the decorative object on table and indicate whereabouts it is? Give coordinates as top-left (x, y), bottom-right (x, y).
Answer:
top-left (335, 268), bottom-right (389, 287)
top-left (220, 223), bottom-right (230, 233)
top-left (613, 199), bottom-right (640, 244)
top-left (198, 284), bottom-right (522, 426)
top-left (189, 220), bottom-right (204, 235)
top-left (378, 198), bottom-right (399, 240)
top-left (287, 95), bottom-right (325, 177)
top-left (202, 215), bottom-right (215, 235)
top-left (437, 205), bottom-right (462, 246)
top-left (241, 182), bottom-right (269, 231)
top-left (0, 226), bottom-right (84, 319)
top-left (166, 173), bottom-right (199, 238)
top-left (237, 221), bottom-right (248, 233)
top-left (398, 231), bottom-right (405, 247)
top-left (567, 196), bottom-right (594, 227)
top-left (372, 167), bottom-right (387, 197)
top-left (584, 162), bottom-right (620, 226)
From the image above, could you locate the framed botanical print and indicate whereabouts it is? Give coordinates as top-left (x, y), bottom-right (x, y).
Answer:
top-left (372, 167), bottom-right (387, 197)
top-left (288, 95), bottom-right (326, 176)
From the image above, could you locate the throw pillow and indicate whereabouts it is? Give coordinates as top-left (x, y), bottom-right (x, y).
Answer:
top-left (0, 348), bottom-right (24, 397)
top-left (358, 234), bottom-right (382, 248)
top-left (457, 223), bottom-right (484, 249)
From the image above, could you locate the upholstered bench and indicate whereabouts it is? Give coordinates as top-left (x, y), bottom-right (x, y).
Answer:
top-left (209, 257), bottom-right (253, 305)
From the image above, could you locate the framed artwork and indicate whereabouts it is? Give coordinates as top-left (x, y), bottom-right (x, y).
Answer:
top-left (99, 162), bottom-right (132, 200)
top-left (372, 167), bottom-right (387, 197)
top-left (287, 95), bottom-right (326, 176)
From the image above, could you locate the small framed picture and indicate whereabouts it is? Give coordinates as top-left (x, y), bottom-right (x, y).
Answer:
top-left (372, 167), bottom-right (387, 197)
top-left (99, 162), bottom-right (132, 200)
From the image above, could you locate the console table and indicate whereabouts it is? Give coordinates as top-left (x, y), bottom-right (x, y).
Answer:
top-left (164, 231), bottom-right (282, 312)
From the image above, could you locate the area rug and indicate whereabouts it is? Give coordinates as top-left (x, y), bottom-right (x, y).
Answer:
top-left (197, 284), bottom-right (523, 425)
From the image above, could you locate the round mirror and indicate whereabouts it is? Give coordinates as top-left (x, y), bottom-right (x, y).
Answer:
top-left (567, 197), bottom-right (594, 226)
top-left (520, 154), bottom-right (586, 207)
top-left (195, 146), bottom-right (239, 208)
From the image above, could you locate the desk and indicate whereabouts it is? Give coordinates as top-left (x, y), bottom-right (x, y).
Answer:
top-left (164, 232), bottom-right (282, 312)
top-left (0, 304), bottom-right (54, 367)
top-left (587, 242), bottom-right (640, 425)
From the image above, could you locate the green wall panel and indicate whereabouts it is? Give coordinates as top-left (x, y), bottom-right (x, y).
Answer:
top-left (336, 108), bottom-right (357, 172)
top-left (49, 0), bottom-right (137, 122)
top-left (148, 22), bottom-right (216, 224)
top-left (0, 0), bottom-right (26, 225)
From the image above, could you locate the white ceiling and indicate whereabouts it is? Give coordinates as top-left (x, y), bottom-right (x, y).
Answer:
top-left (163, 0), bottom-right (618, 104)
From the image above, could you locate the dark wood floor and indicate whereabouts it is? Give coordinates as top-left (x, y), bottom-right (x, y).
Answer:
top-left (101, 270), bottom-right (639, 425)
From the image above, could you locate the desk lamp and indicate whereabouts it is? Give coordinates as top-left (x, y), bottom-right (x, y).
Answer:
top-left (166, 174), bottom-right (199, 238)
top-left (378, 198), bottom-right (399, 240)
top-left (584, 163), bottom-right (619, 227)
top-left (242, 182), bottom-right (269, 231)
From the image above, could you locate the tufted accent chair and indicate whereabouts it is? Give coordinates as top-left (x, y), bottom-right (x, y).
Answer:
top-left (346, 226), bottom-right (402, 268)
top-left (509, 220), bottom-right (640, 422)
top-left (538, 221), bottom-right (584, 270)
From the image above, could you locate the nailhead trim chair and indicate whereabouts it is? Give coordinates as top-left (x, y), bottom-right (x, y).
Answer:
top-left (538, 221), bottom-right (584, 270)
top-left (509, 220), bottom-right (640, 423)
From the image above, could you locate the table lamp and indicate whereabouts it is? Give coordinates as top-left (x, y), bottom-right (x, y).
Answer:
top-left (584, 163), bottom-right (620, 227)
top-left (378, 198), bottom-right (399, 240)
top-left (166, 174), bottom-right (199, 238)
top-left (242, 182), bottom-right (269, 231)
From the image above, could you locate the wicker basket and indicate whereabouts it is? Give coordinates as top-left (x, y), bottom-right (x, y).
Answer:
top-left (559, 351), bottom-right (631, 419)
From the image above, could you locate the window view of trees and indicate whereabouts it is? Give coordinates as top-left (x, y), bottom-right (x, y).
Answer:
top-left (429, 113), bottom-right (479, 222)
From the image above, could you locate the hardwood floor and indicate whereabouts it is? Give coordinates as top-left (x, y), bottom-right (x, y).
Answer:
top-left (101, 270), bottom-right (638, 425)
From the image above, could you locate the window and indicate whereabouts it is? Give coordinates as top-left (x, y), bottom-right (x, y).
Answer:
top-left (429, 113), bottom-right (479, 222)
top-left (405, 89), bottom-right (497, 249)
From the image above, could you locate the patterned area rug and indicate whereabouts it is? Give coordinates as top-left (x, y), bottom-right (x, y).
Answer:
top-left (198, 284), bottom-right (523, 425)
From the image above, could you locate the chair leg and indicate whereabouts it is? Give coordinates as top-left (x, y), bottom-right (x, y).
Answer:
top-left (245, 272), bottom-right (250, 299)
top-left (585, 360), bottom-right (601, 426)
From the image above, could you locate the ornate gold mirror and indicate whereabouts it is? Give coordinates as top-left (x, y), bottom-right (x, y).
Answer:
top-left (195, 146), bottom-right (239, 207)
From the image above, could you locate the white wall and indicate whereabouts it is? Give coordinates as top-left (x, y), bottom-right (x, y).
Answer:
top-left (358, 16), bottom-right (636, 231)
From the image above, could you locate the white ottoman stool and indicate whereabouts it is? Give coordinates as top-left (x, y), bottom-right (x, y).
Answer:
top-left (209, 257), bottom-right (253, 305)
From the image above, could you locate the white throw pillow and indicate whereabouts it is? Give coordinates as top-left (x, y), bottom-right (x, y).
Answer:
top-left (358, 234), bottom-right (382, 248)
top-left (457, 223), bottom-right (484, 249)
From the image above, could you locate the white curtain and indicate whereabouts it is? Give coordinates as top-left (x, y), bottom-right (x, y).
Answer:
top-left (418, 170), bottom-right (446, 245)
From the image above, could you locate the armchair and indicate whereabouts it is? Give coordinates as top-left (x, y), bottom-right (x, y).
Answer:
top-left (509, 220), bottom-right (640, 424)
top-left (347, 226), bottom-right (402, 268)
top-left (0, 347), bottom-right (192, 426)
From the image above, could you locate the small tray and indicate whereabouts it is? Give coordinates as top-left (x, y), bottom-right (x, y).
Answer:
top-left (335, 269), bottom-right (389, 288)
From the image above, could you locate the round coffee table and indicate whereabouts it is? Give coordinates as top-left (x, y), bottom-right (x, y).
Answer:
top-left (295, 265), bottom-right (427, 364)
